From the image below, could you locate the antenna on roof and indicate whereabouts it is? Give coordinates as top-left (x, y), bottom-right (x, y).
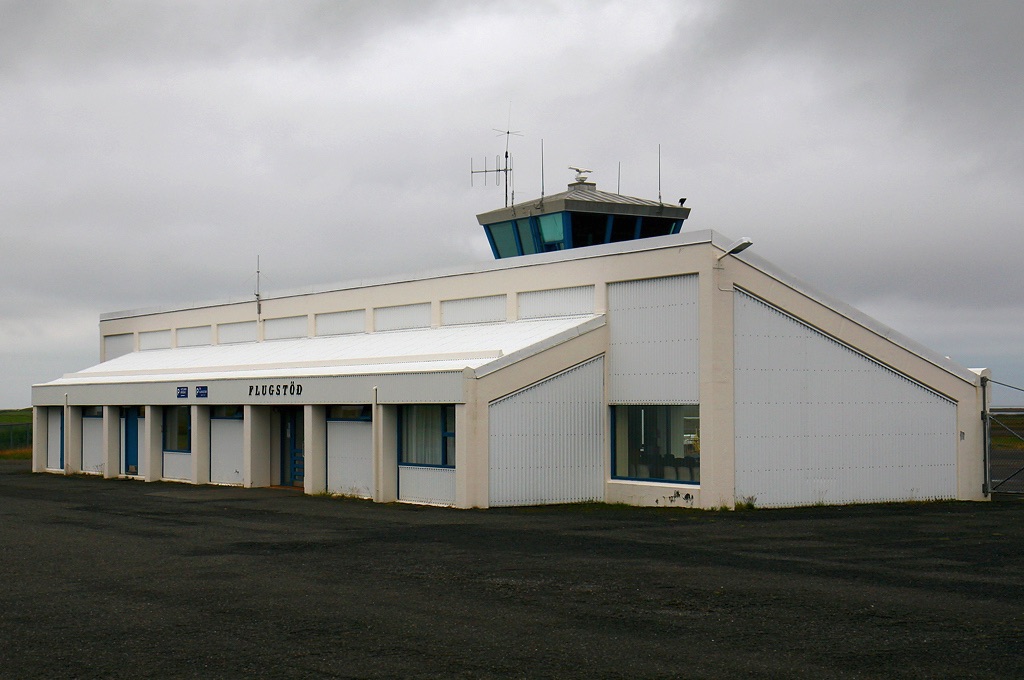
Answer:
top-left (658, 144), bottom-right (663, 205)
top-left (540, 139), bottom-right (546, 204)
top-left (254, 255), bottom-right (262, 319)
top-left (470, 104), bottom-right (522, 207)
top-left (617, 161), bottom-right (621, 194)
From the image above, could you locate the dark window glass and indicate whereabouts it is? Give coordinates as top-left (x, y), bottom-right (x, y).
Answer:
top-left (638, 216), bottom-right (678, 239)
top-left (328, 404), bottom-right (372, 421)
top-left (569, 212), bottom-right (609, 248)
top-left (211, 405), bottom-right (244, 419)
top-left (82, 406), bottom-right (103, 418)
top-left (612, 405), bottom-right (699, 483)
top-left (163, 406), bottom-right (191, 452)
top-left (609, 215), bottom-right (640, 242)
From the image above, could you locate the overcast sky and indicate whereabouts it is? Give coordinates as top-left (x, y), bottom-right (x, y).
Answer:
top-left (3, 0), bottom-right (1023, 407)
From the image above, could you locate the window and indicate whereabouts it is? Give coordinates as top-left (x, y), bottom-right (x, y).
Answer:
top-left (399, 404), bottom-right (455, 467)
top-left (537, 213), bottom-right (566, 251)
top-left (163, 406), bottom-right (191, 452)
top-left (328, 404), bottom-right (372, 421)
top-left (211, 405), bottom-right (243, 419)
top-left (612, 405), bottom-right (699, 483)
top-left (638, 216), bottom-right (681, 238)
top-left (82, 406), bottom-right (103, 418)
top-left (569, 211), bottom-right (609, 248)
top-left (486, 221), bottom-right (519, 258)
top-left (608, 215), bottom-right (640, 242)
top-left (515, 219), bottom-right (538, 255)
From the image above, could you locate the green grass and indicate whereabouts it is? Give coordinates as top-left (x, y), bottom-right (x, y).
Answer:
top-left (0, 409), bottom-right (32, 425)
top-left (0, 447), bottom-right (31, 460)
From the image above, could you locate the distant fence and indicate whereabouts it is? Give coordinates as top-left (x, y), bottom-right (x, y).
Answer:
top-left (990, 408), bottom-right (1024, 494)
top-left (0, 423), bottom-right (31, 451)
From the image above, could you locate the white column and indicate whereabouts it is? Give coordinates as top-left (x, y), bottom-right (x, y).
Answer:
top-left (191, 405), bottom-right (211, 485)
top-left (244, 405), bottom-right (271, 487)
top-left (102, 406), bottom-right (120, 479)
top-left (304, 405), bottom-right (327, 495)
top-left (64, 405), bottom-right (83, 475)
top-left (374, 403), bottom-right (398, 503)
top-left (31, 407), bottom-right (48, 473)
top-left (144, 406), bottom-right (162, 482)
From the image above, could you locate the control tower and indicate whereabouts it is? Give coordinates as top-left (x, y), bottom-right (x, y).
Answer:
top-left (476, 168), bottom-right (691, 259)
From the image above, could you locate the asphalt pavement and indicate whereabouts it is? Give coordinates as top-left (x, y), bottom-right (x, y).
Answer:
top-left (1, 459), bottom-right (1022, 679)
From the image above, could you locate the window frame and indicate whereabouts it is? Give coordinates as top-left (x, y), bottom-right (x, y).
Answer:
top-left (398, 404), bottom-right (456, 468)
top-left (327, 404), bottom-right (373, 422)
top-left (162, 405), bottom-right (192, 453)
top-left (610, 404), bottom-right (700, 484)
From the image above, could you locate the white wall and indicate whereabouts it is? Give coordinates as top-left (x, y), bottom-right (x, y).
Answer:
top-left (518, 286), bottom-right (593, 319)
top-left (441, 295), bottom-right (505, 326)
top-left (327, 420), bottom-right (373, 497)
top-left (488, 357), bottom-right (605, 506)
top-left (734, 290), bottom-right (958, 507)
top-left (398, 466), bottom-right (455, 505)
top-left (81, 417), bottom-right (104, 474)
top-left (264, 315), bottom-right (307, 340)
top-left (375, 303), bottom-right (430, 331)
top-left (46, 407), bottom-right (62, 470)
top-left (608, 275), bottom-right (699, 404)
top-left (162, 452), bottom-right (191, 481)
top-left (210, 419), bottom-right (244, 485)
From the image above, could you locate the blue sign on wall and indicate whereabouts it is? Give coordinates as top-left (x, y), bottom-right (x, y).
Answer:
top-left (196, 386), bottom-right (208, 398)
top-left (177, 386), bottom-right (188, 399)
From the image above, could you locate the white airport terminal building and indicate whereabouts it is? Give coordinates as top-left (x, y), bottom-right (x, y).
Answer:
top-left (32, 178), bottom-right (991, 508)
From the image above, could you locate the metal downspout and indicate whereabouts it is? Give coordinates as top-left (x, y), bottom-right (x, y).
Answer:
top-left (982, 377), bottom-right (990, 496)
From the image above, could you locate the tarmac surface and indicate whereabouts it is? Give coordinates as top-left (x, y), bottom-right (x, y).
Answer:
top-left (1, 459), bottom-right (1022, 679)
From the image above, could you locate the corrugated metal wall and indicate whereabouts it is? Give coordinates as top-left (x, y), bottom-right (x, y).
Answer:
top-left (210, 419), bottom-right (243, 484)
top-left (608, 275), bottom-right (699, 404)
top-left (734, 290), bottom-right (958, 507)
top-left (177, 325), bottom-right (212, 347)
top-left (327, 421), bottom-right (373, 497)
top-left (264, 315), bottom-right (308, 340)
top-left (518, 286), bottom-right (594, 319)
top-left (441, 295), bottom-right (506, 326)
top-left (47, 407), bottom-right (61, 470)
top-left (104, 333), bottom-right (134, 359)
top-left (488, 357), bottom-right (605, 506)
top-left (375, 303), bottom-right (431, 331)
top-left (398, 465), bottom-right (456, 505)
top-left (139, 329), bottom-right (171, 351)
top-left (218, 321), bottom-right (257, 344)
top-left (81, 417), bottom-right (104, 474)
top-left (316, 310), bottom-right (364, 336)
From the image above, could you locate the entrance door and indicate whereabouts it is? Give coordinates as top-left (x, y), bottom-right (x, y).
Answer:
top-left (124, 407), bottom-right (140, 475)
top-left (280, 407), bottom-right (304, 487)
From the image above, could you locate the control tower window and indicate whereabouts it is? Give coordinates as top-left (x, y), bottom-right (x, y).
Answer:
top-left (569, 212), bottom-right (609, 248)
top-left (487, 221), bottom-right (519, 258)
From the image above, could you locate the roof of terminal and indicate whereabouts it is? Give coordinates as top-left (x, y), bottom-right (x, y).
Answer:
top-left (45, 315), bottom-right (605, 386)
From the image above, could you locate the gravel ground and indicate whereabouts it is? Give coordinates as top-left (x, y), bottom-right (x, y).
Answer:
top-left (1, 459), bottom-right (1022, 679)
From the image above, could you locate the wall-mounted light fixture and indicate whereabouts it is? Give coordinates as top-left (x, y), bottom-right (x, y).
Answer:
top-left (716, 237), bottom-right (754, 261)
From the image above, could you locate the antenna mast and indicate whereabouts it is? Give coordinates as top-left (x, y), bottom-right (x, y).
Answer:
top-left (254, 256), bottom-right (262, 319)
top-left (658, 144), bottom-right (663, 204)
top-left (540, 139), bottom-right (545, 203)
top-left (470, 106), bottom-right (522, 207)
